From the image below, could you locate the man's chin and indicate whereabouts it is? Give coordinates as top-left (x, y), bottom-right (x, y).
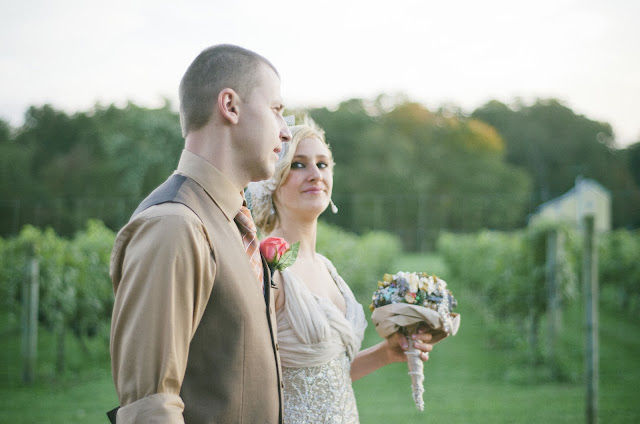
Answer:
top-left (252, 164), bottom-right (275, 183)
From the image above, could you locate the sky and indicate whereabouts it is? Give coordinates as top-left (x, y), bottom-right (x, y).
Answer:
top-left (2, 0), bottom-right (639, 147)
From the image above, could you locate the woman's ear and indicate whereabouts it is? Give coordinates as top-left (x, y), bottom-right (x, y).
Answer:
top-left (218, 88), bottom-right (240, 124)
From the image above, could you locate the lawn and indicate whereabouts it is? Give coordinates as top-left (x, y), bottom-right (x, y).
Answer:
top-left (1, 252), bottom-right (639, 423)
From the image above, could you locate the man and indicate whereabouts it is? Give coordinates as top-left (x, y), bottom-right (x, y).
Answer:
top-left (108, 44), bottom-right (292, 423)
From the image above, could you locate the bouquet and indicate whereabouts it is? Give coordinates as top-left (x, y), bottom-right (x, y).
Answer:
top-left (370, 272), bottom-right (460, 411)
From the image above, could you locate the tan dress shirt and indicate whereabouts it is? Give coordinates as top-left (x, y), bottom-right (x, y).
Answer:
top-left (109, 150), bottom-right (282, 423)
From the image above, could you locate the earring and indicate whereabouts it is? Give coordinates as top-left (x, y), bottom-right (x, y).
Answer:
top-left (270, 198), bottom-right (276, 216)
top-left (330, 199), bottom-right (338, 214)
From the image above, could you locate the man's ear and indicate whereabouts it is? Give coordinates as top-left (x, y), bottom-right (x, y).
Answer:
top-left (218, 88), bottom-right (240, 124)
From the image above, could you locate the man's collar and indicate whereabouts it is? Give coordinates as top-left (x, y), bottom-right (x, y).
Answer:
top-left (176, 149), bottom-right (243, 221)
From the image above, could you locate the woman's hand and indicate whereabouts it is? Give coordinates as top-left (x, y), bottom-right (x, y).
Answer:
top-left (351, 326), bottom-right (434, 381)
top-left (385, 327), bottom-right (433, 363)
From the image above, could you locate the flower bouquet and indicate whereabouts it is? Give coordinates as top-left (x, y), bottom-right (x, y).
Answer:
top-left (370, 272), bottom-right (460, 411)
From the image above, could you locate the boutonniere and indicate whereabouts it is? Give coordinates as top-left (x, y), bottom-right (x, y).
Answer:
top-left (260, 237), bottom-right (299, 277)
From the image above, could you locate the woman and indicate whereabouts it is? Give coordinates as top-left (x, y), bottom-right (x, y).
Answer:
top-left (247, 116), bottom-right (433, 423)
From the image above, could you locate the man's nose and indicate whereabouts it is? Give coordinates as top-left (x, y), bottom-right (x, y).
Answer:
top-left (280, 123), bottom-right (292, 143)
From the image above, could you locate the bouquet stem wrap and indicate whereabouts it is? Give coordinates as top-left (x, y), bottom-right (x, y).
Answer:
top-left (371, 303), bottom-right (460, 411)
top-left (403, 323), bottom-right (425, 411)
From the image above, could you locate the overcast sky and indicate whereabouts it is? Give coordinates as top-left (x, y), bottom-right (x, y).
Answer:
top-left (2, 0), bottom-right (639, 147)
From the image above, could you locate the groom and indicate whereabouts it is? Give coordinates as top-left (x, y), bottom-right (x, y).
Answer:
top-left (108, 44), bottom-right (292, 423)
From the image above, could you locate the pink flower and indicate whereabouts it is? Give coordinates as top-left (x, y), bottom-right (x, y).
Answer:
top-left (260, 237), bottom-right (290, 264)
top-left (260, 237), bottom-right (299, 273)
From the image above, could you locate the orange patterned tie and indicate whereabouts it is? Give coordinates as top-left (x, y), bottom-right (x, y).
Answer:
top-left (234, 205), bottom-right (264, 292)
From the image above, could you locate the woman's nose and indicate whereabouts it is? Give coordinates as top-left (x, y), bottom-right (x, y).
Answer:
top-left (308, 165), bottom-right (322, 181)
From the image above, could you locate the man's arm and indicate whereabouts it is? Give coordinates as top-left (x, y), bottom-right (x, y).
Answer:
top-left (110, 209), bottom-right (215, 423)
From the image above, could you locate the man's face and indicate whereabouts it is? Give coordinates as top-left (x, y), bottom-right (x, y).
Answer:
top-left (235, 64), bottom-right (292, 184)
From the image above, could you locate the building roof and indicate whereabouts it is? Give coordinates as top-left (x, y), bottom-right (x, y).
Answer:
top-left (534, 177), bottom-right (610, 214)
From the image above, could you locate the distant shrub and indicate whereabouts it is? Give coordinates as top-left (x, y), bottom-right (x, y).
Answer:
top-left (599, 229), bottom-right (640, 315)
top-left (316, 220), bottom-right (402, 301)
top-left (0, 221), bottom-right (115, 374)
top-left (436, 222), bottom-right (581, 382)
top-left (1, 218), bottom-right (403, 374)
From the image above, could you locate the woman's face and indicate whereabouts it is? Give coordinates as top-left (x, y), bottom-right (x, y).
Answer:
top-left (275, 137), bottom-right (333, 218)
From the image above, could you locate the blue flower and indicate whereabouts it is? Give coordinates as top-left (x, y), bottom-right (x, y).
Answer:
top-left (396, 277), bottom-right (409, 296)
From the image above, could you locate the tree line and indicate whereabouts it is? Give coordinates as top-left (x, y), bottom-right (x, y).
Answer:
top-left (1, 96), bottom-right (638, 248)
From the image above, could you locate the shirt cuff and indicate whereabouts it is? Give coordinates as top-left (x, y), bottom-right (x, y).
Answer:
top-left (117, 393), bottom-right (185, 424)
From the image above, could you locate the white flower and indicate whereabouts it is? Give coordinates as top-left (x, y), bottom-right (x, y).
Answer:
top-left (436, 277), bottom-right (447, 292)
top-left (426, 276), bottom-right (437, 294)
top-left (246, 179), bottom-right (278, 211)
top-left (408, 273), bottom-right (420, 293)
top-left (419, 276), bottom-right (429, 291)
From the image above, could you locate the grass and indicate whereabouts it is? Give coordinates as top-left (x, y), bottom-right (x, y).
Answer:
top-left (353, 253), bottom-right (640, 423)
top-left (0, 367), bottom-right (117, 423)
top-left (2, 252), bottom-right (639, 423)
top-left (354, 299), bottom-right (584, 423)
top-left (0, 313), bottom-right (117, 424)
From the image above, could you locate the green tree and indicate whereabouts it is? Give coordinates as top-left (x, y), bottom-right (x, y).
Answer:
top-left (308, 99), bottom-right (378, 230)
top-left (472, 99), bottom-right (640, 228)
top-left (309, 98), bottom-right (532, 249)
top-left (95, 100), bottom-right (183, 201)
top-left (0, 119), bottom-right (36, 234)
top-left (628, 142), bottom-right (640, 187)
top-left (9, 105), bottom-right (107, 234)
top-left (2, 101), bottom-right (183, 236)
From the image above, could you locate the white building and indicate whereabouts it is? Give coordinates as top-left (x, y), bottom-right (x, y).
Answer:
top-left (530, 177), bottom-right (611, 232)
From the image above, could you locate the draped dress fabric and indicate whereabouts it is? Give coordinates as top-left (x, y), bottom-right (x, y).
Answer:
top-left (277, 254), bottom-right (367, 424)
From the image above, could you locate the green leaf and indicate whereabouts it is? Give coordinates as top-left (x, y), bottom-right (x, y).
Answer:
top-left (276, 241), bottom-right (299, 270)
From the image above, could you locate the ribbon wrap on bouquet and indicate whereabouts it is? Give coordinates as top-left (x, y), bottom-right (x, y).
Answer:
top-left (371, 303), bottom-right (460, 341)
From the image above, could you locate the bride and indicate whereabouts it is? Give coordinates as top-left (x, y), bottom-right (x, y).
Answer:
top-left (248, 116), bottom-right (433, 423)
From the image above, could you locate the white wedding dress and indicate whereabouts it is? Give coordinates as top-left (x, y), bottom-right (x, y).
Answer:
top-left (277, 254), bottom-right (367, 424)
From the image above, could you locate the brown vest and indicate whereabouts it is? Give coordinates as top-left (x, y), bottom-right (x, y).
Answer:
top-left (133, 174), bottom-right (283, 423)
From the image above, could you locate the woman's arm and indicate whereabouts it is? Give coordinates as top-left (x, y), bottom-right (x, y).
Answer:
top-left (350, 331), bottom-right (433, 381)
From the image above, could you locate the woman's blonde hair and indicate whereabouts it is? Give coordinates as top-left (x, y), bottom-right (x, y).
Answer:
top-left (248, 115), bottom-right (332, 235)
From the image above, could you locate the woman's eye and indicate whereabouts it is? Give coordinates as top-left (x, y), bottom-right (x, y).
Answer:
top-left (291, 161), bottom-right (304, 169)
top-left (317, 162), bottom-right (329, 169)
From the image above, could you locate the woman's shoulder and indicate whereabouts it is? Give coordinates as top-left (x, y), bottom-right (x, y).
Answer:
top-left (315, 253), bottom-right (349, 290)
top-left (315, 253), bottom-right (335, 270)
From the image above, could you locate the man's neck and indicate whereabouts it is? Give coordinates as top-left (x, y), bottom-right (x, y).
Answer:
top-left (184, 126), bottom-right (246, 192)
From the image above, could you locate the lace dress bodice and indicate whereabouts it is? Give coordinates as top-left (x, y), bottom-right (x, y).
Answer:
top-left (277, 254), bottom-right (367, 424)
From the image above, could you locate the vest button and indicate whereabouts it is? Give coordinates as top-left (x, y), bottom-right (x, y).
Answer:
top-left (276, 343), bottom-right (279, 350)
top-left (281, 381), bottom-right (284, 388)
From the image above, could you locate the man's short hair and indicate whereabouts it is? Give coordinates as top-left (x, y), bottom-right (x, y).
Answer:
top-left (179, 44), bottom-right (279, 137)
